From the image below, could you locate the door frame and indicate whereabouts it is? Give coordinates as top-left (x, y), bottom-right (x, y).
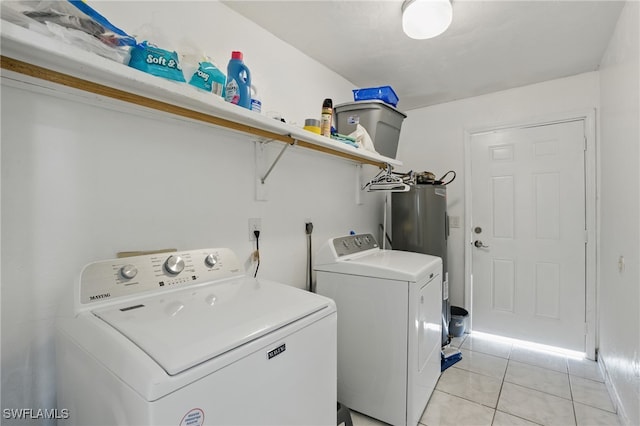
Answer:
top-left (463, 109), bottom-right (597, 359)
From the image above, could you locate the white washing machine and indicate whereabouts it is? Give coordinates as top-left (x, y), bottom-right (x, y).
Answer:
top-left (314, 234), bottom-right (441, 426)
top-left (56, 248), bottom-right (337, 426)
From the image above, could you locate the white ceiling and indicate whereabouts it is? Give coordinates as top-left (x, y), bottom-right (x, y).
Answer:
top-left (223, 0), bottom-right (625, 110)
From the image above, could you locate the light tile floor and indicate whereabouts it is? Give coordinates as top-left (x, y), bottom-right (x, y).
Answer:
top-left (349, 334), bottom-right (619, 426)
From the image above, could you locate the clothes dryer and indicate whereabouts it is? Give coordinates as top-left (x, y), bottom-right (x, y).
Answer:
top-left (314, 234), bottom-right (441, 426)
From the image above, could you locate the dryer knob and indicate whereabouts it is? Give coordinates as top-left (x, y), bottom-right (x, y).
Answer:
top-left (165, 255), bottom-right (185, 275)
top-left (205, 254), bottom-right (218, 268)
top-left (120, 264), bottom-right (138, 279)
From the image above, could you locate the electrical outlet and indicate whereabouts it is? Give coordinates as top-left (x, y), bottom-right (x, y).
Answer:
top-left (249, 218), bottom-right (262, 240)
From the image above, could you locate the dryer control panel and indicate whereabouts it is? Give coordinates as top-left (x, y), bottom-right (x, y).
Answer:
top-left (333, 234), bottom-right (379, 257)
top-left (78, 248), bottom-right (243, 307)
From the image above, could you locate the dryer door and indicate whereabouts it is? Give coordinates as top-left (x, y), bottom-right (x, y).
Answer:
top-left (410, 271), bottom-right (442, 426)
top-left (418, 274), bottom-right (441, 372)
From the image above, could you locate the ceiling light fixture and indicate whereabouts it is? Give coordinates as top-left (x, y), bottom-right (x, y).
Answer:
top-left (402, 0), bottom-right (453, 40)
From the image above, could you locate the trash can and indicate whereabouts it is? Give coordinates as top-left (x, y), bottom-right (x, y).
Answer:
top-left (449, 306), bottom-right (469, 337)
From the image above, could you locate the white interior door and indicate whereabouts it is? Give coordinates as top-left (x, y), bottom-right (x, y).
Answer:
top-left (470, 120), bottom-right (587, 352)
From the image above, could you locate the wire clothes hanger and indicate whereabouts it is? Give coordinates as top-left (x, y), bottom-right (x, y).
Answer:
top-left (362, 166), bottom-right (413, 192)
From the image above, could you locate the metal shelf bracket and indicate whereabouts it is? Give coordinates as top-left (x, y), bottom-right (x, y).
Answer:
top-left (260, 138), bottom-right (298, 184)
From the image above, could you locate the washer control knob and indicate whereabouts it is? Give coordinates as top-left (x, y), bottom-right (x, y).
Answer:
top-left (165, 255), bottom-right (185, 275)
top-left (205, 254), bottom-right (218, 268)
top-left (120, 264), bottom-right (138, 279)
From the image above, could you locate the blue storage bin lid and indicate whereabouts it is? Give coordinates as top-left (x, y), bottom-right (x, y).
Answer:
top-left (352, 86), bottom-right (399, 107)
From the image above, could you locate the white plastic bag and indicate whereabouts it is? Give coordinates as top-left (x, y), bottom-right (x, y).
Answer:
top-left (349, 124), bottom-right (378, 154)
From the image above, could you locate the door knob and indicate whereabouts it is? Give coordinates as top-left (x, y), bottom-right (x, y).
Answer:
top-left (474, 240), bottom-right (489, 248)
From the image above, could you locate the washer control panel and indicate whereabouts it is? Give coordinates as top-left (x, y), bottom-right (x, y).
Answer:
top-left (79, 248), bottom-right (243, 306)
top-left (333, 234), bottom-right (379, 257)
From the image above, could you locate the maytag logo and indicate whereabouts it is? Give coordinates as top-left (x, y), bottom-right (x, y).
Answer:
top-left (267, 344), bottom-right (286, 360)
top-left (89, 293), bottom-right (111, 301)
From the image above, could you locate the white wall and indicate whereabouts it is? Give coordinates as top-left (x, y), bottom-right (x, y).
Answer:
top-left (396, 72), bottom-right (600, 308)
top-left (597, 2), bottom-right (640, 425)
top-left (1, 1), bottom-right (385, 421)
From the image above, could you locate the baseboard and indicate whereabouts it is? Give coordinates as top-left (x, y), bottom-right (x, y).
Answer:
top-left (598, 354), bottom-right (630, 425)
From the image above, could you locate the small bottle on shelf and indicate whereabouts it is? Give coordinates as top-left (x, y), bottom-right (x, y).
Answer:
top-left (320, 98), bottom-right (333, 137)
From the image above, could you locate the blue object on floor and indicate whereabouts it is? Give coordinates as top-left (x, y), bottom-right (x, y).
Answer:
top-left (441, 351), bottom-right (463, 372)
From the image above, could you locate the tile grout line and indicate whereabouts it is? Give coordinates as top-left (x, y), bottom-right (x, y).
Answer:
top-left (433, 343), bottom-right (509, 422)
top-left (433, 388), bottom-right (497, 411)
top-left (565, 358), bottom-right (579, 426)
top-left (569, 374), bottom-right (619, 415)
top-left (501, 380), bottom-right (575, 403)
top-left (502, 343), bottom-right (569, 426)
top-left (501, 358), bottom-right (575, 403)
top-left (495, 355), bottom-right (545, 426)
top-left (490, 355), bottom-right (509, 426)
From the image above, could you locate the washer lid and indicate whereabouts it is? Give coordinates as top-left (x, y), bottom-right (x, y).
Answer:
top-left (315, 249), bottom-right (441, 282)
top-left (92, 277), bottom-right (333, 376)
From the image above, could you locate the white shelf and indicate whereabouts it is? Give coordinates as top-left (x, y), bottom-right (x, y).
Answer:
top-left (0, 20), bottom-right (401, 169)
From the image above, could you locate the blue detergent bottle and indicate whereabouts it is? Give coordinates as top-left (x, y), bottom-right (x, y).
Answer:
top-left (225, 51), bottom-right (252, 109)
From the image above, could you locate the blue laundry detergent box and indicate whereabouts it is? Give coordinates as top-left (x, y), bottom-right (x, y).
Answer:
top-left (128, 41), bottom-right (186, 82)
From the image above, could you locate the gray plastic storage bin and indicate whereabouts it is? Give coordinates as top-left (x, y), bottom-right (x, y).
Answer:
top-left (335, 100), bottom-right (407, 159)
top-left (449, 306), bottom-right (469, 337)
